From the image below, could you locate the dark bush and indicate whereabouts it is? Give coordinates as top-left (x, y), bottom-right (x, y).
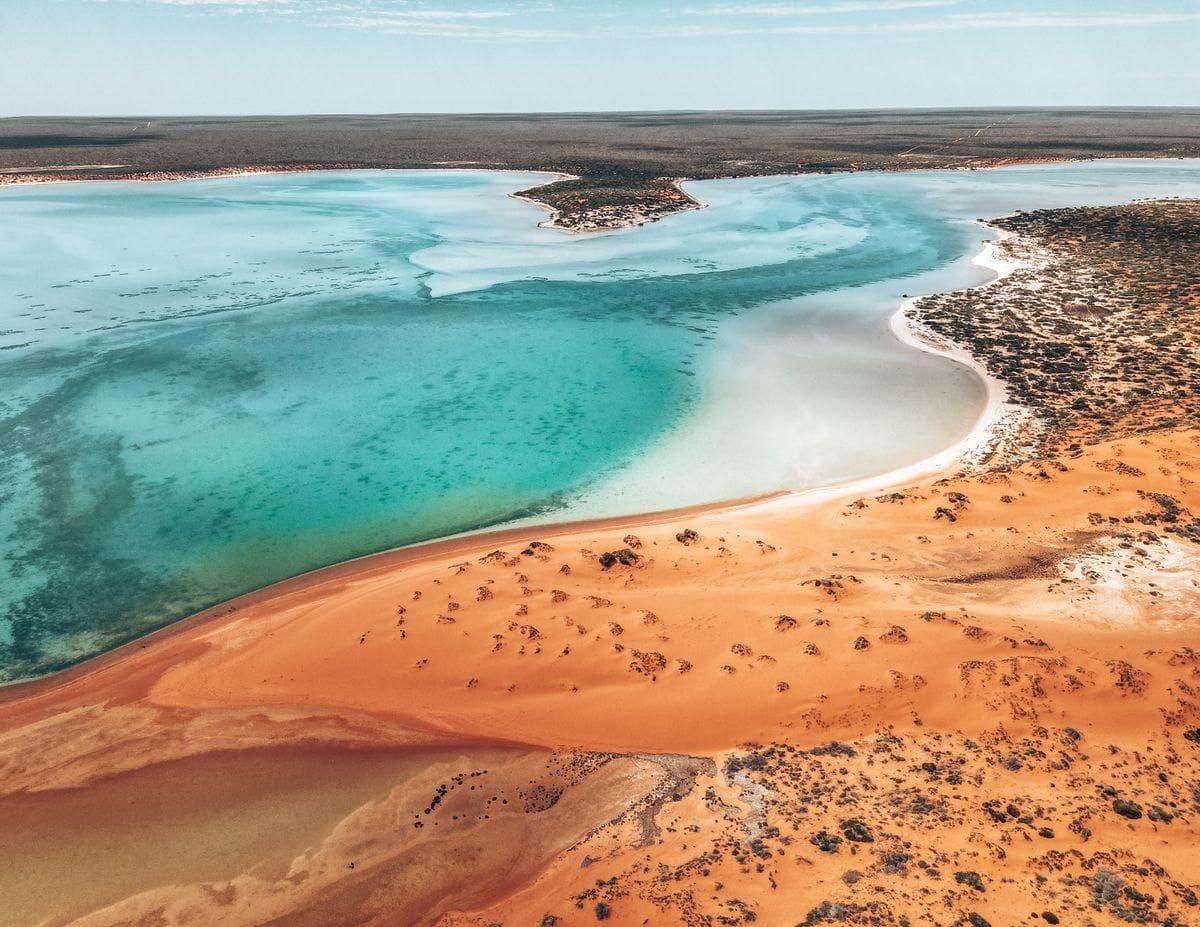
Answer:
top-left (840, 818), bottom-right (874, 843)
top-left (810, 830), bottom-right (842, 853)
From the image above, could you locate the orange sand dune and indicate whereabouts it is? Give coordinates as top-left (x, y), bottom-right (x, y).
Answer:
top-left (2, 427), bottom-right (1198, 926)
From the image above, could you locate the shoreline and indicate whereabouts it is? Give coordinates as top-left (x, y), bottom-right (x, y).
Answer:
top-left (0, 163), bottom-right (568, 191)
top-left (2, 186), bottom-right (1198, 926)
top-left (778, 223), bottom-right (1026, 510)
top-left (0, 485), bottom-right (787, 703)
top-left (506, 170), bottom-right (583, 232)
top-left (0, 223), bottom-right (1019, 700)
top-left (510, 176), bottom-right (711, 233)
top-left (4, 161), bottom-right (1196, 694)
top-left (886, 224), bottom-right (1026, 469)
top-left (3, 154), bottom-right (1193, 234)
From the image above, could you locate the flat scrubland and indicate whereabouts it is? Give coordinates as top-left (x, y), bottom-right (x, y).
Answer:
top-left (914, 199), bottom-right (1200, 457)
top-left (3, 108), bottom-right (1200, 228)
top-left (1, 201), bottom-right (1199, 926)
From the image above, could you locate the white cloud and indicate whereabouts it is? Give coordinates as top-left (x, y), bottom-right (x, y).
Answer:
top-left (135, 0), bottom-right (305, 6)
top-left (325, 16), bottom-right (570, 38)
top-left (671, 7), bottom-right (1200, 36)
top-left (691, 1), bottom-right (961, 16)
top-left (80, 1), bottom-right (1200, 40)
top-left (109, 0), bottom-right (517, 15)
top-left (947, 11), bottom-right (1200, 29)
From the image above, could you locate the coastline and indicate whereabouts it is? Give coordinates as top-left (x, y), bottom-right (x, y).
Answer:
top-left (780, 223), bottom-right (1027, 511)
top-left (0, 485), bottom-right (786, 703)
top-left (2, 192), bottom-right (1199, 925)
top-left (506, 170), bottom-right (582, 232)
top-left (0, 162), bottom-right (371, 187)
top-left (0, 163), bottom-right (568, 191)
top-left (4, 161), bottom-right (1198, 694)
top-left (4, 420), bottom-right (1197, 925)
top-left (8, 163), bottom-right (1200, 696)
top-left (0, 161), bottom-right (701, 234)
top-left (0, 153), bottom-right (1183, 234)
top-left (511, 176), bottom-right (711, 233)
top-left (886, 225), bottom-right (1025, 468)
top-left (0, 225), bottom-right (1015, 700)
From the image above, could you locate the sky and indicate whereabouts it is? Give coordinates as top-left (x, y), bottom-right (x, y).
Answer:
top-left (2, 0), bottom-right (1199, 115)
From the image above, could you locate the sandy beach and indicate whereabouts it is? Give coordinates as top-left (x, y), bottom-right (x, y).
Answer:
top-left (2, 421), bottom-right (1196, 925)
top-left (2, 191), bottom-right (1199, 926)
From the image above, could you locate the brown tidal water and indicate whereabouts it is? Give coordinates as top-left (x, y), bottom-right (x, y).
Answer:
top-left (0, 745), bottom-right (447, 927)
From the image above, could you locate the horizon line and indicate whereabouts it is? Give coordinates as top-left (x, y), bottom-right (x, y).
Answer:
top-left (6, 104), bottom-right (1200, 121)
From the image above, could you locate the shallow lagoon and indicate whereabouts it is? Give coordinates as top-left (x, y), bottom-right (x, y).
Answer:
top-left (3, 160), bottom-right (1200, 681)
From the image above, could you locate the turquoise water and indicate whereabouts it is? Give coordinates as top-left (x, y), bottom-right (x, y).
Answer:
top-left (3, 161), bottom-right (1200, 682)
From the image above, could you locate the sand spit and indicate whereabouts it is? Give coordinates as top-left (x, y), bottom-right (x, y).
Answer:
top-left (1, 201), bottom-right (1199, 927)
